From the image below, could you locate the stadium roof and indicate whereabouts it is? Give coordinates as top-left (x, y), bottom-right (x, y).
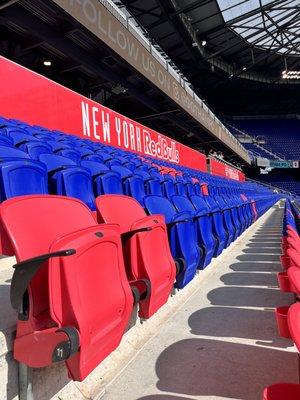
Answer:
top-left (218, 0), bottom-right (300, 56)
top-left (119, 0), bottom-right (300, 116)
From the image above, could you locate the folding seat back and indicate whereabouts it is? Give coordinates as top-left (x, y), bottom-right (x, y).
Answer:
top-left (106, 159), bottom-right (122, 167)
top-left (0, 159), bottom-right (48, 255)
top-left (288, 302), bottom-right (300, 353)
top-left (96, 195), bottom-right (176, 318)
top-left (19, 142), bottom-right (53, 160)
top-left (76, 147), bottom-right (94, 158)
top-left (0, 160), bottom-right (48, 201)
top-left (81, 160), bottom-right (109, 177)
top-left (124, 175), bottom-right (147, 205)
top-left (162, 179), bottom-right (176, 198)
top-left (56, 168), bottom-right (96, 210)
top-left (8, 131), bottom-right (39, 146)
top-left (190, 195), bottom-right (226, 256)
top-left (149, 170), bottom-right (163, 181)
top-left (0, 126), bottom-right (28, 137)
top-left (39, 154), bottom-right (77, 173)
top-left (33, 133), bottom-right (54, 141)
top-left (39, 154), bottom-right (96, 210)
top-left (99, 171), bottom-right (124, 195)
top-left (185, 182), bottom-right (195, 196)
top-left (0, 135), bottom-right (14, 147)
top-left (123, 161), bottom-right (136, 171)
top-left (172, 195), bottom-right (216, 268)
top-left (216, 193), bottom-right (240, 241)
top-left (208, 190), bottom-right (235, 247)
top-left (175, 181), bottom-right (187, 196)
top-left (56, 149), bottom-right (82, 163)
top-left (83, 154), bottom-right (104, 163)
top-left (146, 178), bottom-right (163, 196)
top-left (110, 165), bottom-right (132, 180)
top-left (134, 169), bottom-right (152, 182)
top-left (95, 151), bottom-right (112, 162)
top-left (0, 145), bottom-right (30, 159)
top-left (144, 195), bottom-right (200, 288)
top-left (81, 160), bottom-right (109, 195)
top-left (47, 141), bottom-right (71, 153)
top-left (0, 195), bottom-right (133, 381)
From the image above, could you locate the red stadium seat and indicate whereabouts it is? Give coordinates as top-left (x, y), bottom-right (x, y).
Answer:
top-left (285, 248), bottom-right (300, 269)
top-left (287, 267), bottom-right (300, 294)
top-left (263, 383), bottom-right (300, 400)
top-left (96, 194), bottom-right (176, 319)
top-left (0, 195), bottom-right (134, 381)
top-left (288, 302), bottom-right (300, 352)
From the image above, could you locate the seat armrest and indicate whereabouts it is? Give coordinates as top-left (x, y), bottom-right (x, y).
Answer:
top-left (121, 227), bottom-right (152, 241)
top-left (11, 249), bottom-right (76, 313)
top-left (166, 211), bottom-right (193, 228)
top-left (193, 208), bottom-right (209, 218)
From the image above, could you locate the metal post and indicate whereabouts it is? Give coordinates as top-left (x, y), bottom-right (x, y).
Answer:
top-left (18, 363), bottom-right (34, 400)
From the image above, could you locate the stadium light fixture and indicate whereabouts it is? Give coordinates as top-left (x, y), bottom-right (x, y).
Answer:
top-left (282, 70), bottom-right (300, 79)
top-left (43, 60), bottom-right (52, 67)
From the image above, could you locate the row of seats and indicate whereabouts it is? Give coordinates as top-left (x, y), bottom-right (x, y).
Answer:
top-left (264, 199), bottom-right (300, 399)
top-left (228, 123), bottom-right (280, 160)
top-left (231, 119), bottom-right (300, 160)
top-left (0, 115), bottom-right (281, 382)
top-left (2, 194), bottom-right (178, 381)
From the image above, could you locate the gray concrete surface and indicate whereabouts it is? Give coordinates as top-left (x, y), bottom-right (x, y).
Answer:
top-left (0, 203), bottom-right (297, 400)
top-left (102, 204), bottom-right (298, 400)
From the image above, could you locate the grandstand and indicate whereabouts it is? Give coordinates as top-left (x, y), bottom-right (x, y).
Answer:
top-left (232, 119), bottom-right (300, 160)
top-left (0, 1), bottom-right (300, 400)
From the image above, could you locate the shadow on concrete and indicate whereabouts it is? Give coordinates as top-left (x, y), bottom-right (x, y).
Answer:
top-left (207, 286), bottom-right (291, 308)
top-left (220, 272), bottom-right (278, 287)
top-left (229, 262), bottom-right (281, 272)
top-left (246, 242), bottom-right (281, 249)
top-left (188, 306), bottom-right (291, 348)
top-left (237, 254), bottom-right (280, 262)
top-left (242, 247), bottom-right (281, 255)
top-left (249, 239), bottom-right (281, 244)
top-left (154, 339), bottom-right (297, 400)
top-left (32, 363), bottom-right (71, 400)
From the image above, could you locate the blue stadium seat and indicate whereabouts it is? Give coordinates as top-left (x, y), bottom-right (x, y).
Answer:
top-left (144, 195), bottom-right (201, 288)
top-left (56, 148), bottom-right (82, 163)
top-left (207, 187), bottom-right (235, 247)
top-left (0, 135), bottom-right (14, 147)
top-left (190, 195), bottom-right (227, 256)
top-left (172, 195), bottom-right (216, 268)
top-left (0, 160), bottom-right (48, 201)
top-left (19, 142), bottom-right (53, 160)
top-left (0, 145), bottom-right (30, 159)
top-left (39, 154), bottom-right (96, 210)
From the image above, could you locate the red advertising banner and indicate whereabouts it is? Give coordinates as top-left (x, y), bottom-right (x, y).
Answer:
top-left (0, 56), bottom-right (207, 171)
top-left (208, 158), bottom-right (245, 181)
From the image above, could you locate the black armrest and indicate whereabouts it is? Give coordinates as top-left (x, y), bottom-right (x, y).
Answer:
top-left (166, 219), bottom-right (191, 229)
top-left (11, 249), bottom-right (76, 313)
top-left (121, 227), bottom-right (152, 241)
top-left (130, 278), bottom-right (151, 303)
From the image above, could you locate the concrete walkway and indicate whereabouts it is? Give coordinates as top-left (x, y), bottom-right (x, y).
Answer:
top-left (103, 204), bottom-right (298, 400)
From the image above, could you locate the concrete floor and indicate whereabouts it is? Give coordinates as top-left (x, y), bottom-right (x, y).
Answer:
top-left (103, 204), bottom-right (298, 400)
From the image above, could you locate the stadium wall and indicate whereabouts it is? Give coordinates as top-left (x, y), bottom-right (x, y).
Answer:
top-left (0, 56), bottom-right (207, 171)
top-left (208, 158), bottom-right (245, 181)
